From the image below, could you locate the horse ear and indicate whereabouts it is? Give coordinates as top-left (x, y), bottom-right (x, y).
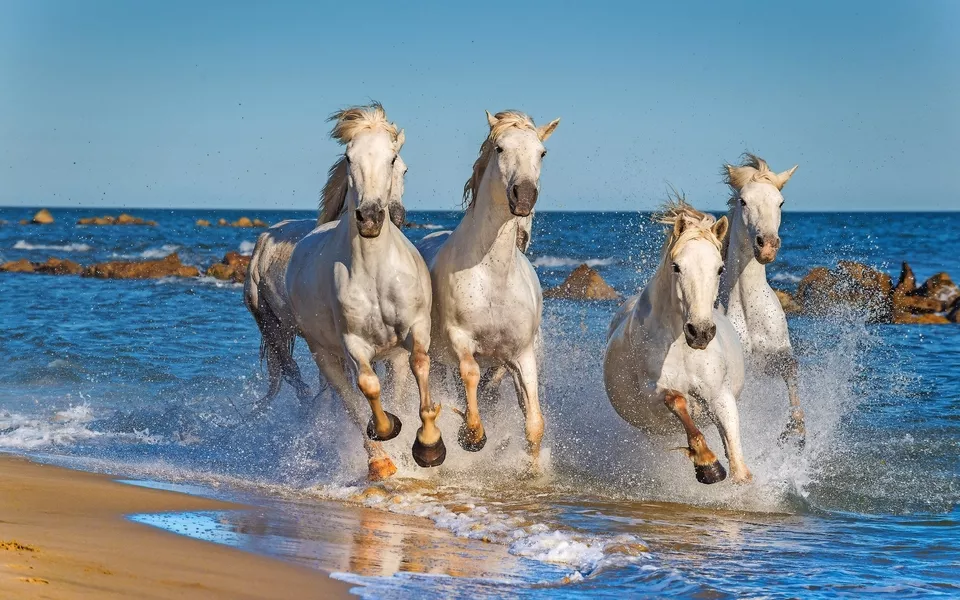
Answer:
top-left (673, 218), bottom-right (687, 238)
top-left (776, 165), bottom-right (798, 189)
top-left (486, 110), bottom-right (498, 129)
top-left (711, 216), bottom-right (729, 243)
top-left (537, 118), bottom-right (560, 142)
top-left (395, 129), bottom-right (405, 151)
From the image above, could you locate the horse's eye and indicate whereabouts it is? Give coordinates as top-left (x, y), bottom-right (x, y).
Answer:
top-left (391, 156), bottom-right (397, 166)
top-left (672, 263), bottom-right (681, 274)
top-left (345, 155), bottom-right (351, 164)
top-left (495, 145), bottom-right (503, 153)
top-left (779, 201), bottom-right (784, 208)
top-left (541, 150), bottom-right (547, 158)
top-left (718, 266), bottom-right (725, 275)
top-left (404, 168), bottom-right (408, 175)
top-left (739, 198), bottom-right (746, 207)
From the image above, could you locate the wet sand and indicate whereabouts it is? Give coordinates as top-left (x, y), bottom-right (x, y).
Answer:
top-left (0, 454), bottom-right (352, 599)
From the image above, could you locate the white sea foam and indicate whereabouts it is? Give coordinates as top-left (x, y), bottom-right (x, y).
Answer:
top-left (14, 240), bottom-right (92, 252)
top-left (532, 256), bottom-right (615, 268)
top-left (421, 224), bottom-right (444, 230)
top-left (238, 240), bottom-right (256, 255)
top-left (0, 405), bottom-right (99, 449)
top-left (770, 272), bottom-right (803, 283)
top-left (140, 244), bottom-right (180, 259)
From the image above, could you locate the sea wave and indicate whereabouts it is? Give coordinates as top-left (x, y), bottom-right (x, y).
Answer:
top-left (238, 241), bottom-right (256, 255)
top-left (14, 240), bottom-right (92, 252)
top-left (770, 272), bottom-right (803, 283)
top-left (532, 256), bottom-right (615, 268)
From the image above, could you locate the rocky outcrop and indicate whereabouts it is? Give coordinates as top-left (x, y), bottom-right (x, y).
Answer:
top-left (196, 219), bottom-right (211, 227)
top-left (795, 261), bottom-right (892, 322)
top-left (0, 257), bottom-right (83, 275)
top-left (82, 253), bottom-right (199, 279)
top-left (226, 217), bottom-right (269, 228)
top-left (29, 209), bottom-right (55, 225)
top-left (205, 251), bottom-right (251, 283)
top-left (544, 264), bottom-right (620, 300)
top-left (77, 213), bottom-right (156, 226)
top-left (790, 260), bottom-right (958, 325)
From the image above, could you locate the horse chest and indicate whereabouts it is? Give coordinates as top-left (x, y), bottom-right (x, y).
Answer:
top-left (727, 281), bottom-right (790, 354)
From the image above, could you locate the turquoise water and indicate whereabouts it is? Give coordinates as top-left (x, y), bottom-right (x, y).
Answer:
top-left (1, 208), bottom-right (958, 597)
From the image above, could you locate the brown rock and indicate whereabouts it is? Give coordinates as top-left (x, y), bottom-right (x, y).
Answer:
top-left (34, 258), bottom-right (83, 275)
top-left (543, 264), bottom-right (620, 300)
top-left (196, 219), bottom-right (211, 227)
top-left (773, 289), bottom-right (802, 313)
top-left (19, 219), bottom-right (28, 225)
top-left (217, 218), bottom-right (229, 226)
top-left (252, 219), bottom-right (269, 228)
top-left (913, 272), bottom-right (959, 307)
top-left (78, 216), bottom-right (116, 225)
top-left (1, 258), bottom-right (36, 273)
top-left (894, 262), bottom-right (916, 293)
top-left (82, 253), bottom-right (198, 279)
top-left (893, 312), bottom-right (950, 325)
top-left (795, 262), bottom-right (892, 322)
top-left (205, 251), bottom-right (251, 283)
top-left (77, 214), bottom-right (154, 226)
top-left (31, 209), bottom-right (54, 224)
top-left (948, 300), bottom-right (960, 323)
top-left (231, 217), bottom-right (254, 227)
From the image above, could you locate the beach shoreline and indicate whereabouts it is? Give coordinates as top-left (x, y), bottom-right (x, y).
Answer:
top-left (0, 454), bottom-right (353, 599)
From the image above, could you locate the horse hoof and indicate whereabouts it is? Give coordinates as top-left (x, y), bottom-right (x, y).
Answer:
top-left (368, 457), bottom-right (397, 481)
top-left (366, 412), bottom-right (402, 441)
top-left (457, 424), bottom-right (487, 452)
top-left (412, 436), bottom-right (446, 468)
top-left (778, 417), bottom-right (807, 450)
top-left (695, 460), bottom-right (727, 484)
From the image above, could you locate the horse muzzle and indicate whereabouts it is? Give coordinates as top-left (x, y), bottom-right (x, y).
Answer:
top-left (684, 321), bottom-right (717, 350)
top-left (509, 181), bottom-right (538, 217)
top-left (356, 203), bottom-right (386, 238)
top-left (753, 234), bottom-right (781, 264)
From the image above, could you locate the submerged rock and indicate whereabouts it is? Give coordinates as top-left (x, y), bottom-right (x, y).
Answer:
top-left (217, 218), bottom-right (229, 226)
top-left (31, 209), bottom-right (55, 225)
top-left (77, 213), bottom-right (156, 226)
top-left (544, 264), bottom-right (620, 300)
top-left (1, 258), bottom-right (37, 273)
top-left (196, 219), bottom-right (211, 227)
top-left (206, 251), bottom-right (251, 283)
top-left (82, 253), bottom-right (198, 279)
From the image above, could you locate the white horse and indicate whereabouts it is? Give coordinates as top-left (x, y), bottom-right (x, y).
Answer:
top-left (285, 104), bottom-right (439, 481)
top-left (718, 154), bottom-right (803, 444)
top-left (416, 110), bottom-right (559, 471)
top-left (604, 200), bottom-right (752, 484)
top-left (243, 153), bottom-right (408, 414)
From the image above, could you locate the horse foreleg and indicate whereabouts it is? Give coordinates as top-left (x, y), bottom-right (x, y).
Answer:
top-left (407, 334), bottom-right (445, 468)
top-left (455, 347), bottom-right (486, 452)
top-left (507, 346), bottom-right (545, 473)
top-left (251, 343), bottom-right (284, 416)
top-left (663, 390), bottom-right (726, 484)
top-left (710, 391), bottom-right (752, 484)
top-left (774, 352), bottom-right (805, 448)
top-left (312, 346), bottom-right (396, 481)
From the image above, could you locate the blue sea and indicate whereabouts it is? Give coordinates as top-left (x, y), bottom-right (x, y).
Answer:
top-left (1, 207), bottom-right (958, 598)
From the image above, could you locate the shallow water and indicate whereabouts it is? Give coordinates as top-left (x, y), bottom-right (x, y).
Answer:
top-left (1, 208), bottom-right (958, 597)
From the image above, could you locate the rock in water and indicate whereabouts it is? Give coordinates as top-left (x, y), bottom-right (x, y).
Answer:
top-left (773, 289), bottom-right (802, 313)
top-left (31, 209), bottom-right (54, 224)
top-left (77, 214), bottom-right (156, 226)
top-left (544, 264), bottom-right (620, 300)
top-left (82, 253), bottom-right (199, 279)
top-left (206, 251), bottom-right (251, 283)
top-left (0, 258), bottom-right (83, 275)
top-left (796, 261), bottom-right (892, 322)
top-left (196, 219), bottom-right (211, 227)
top-left (1, 259), bottom-right (36, 273)
top-left (232, 217), bottom-right (254, 227)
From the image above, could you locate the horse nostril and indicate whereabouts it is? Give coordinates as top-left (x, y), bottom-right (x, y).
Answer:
top-left (756, 235), bottom-right (764, 247)
top-left (512, 185), bottom-right (520, 200)
top-left (355, 209), bottom-right (364, 221)
top-left (706, 324), bottom-right (717, 339)
top-left (685, 323), bottom-right (697, 339)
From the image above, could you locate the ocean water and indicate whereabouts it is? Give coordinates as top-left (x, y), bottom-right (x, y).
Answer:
top-left (1, 207), bottom-right (958, 598)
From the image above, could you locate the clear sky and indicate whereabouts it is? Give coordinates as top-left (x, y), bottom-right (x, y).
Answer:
top-left (1, 1), bottom-right (958, 212)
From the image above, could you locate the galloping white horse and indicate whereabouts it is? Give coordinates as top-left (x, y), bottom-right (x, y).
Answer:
top-left (243, 153), bottom-right (408, 414)
top-left (416, 110), bottom-right (559, 470)
top-left (286, 104), bottom-right (438, 480)
top-left (719, 154), bottom-right (803, 443)
top-left (604, 200), bottom-right (752, 484)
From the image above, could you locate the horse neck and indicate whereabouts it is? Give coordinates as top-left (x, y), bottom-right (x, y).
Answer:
top-left (457, 170), bottom-right (523, 267)
top-left (648, 260), bottom-right (685, 337)
top-left (722, 208), bottom-right (768, 297)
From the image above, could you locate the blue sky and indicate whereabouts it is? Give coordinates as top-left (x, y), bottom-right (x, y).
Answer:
top-left (1, 1), bottom-right (957, 211)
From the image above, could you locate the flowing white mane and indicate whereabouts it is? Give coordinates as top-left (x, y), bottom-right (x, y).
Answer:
top-left (656, 195), bottom-right (722, 264)
top-left (724, 153), bottom-right (794, 206)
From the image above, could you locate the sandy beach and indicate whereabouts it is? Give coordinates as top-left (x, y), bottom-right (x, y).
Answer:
top-left (0, 454), bottom-right (352, 599)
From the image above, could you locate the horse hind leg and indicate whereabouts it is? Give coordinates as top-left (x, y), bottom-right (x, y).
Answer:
top-left (407, 336), bottom-right (445, 468)
top-left (277, 326), bottom-right (313, 405)
top-left (507, 346), bottom-right (545, 473)
top-left (251, 342), bottom-right (284, 416)
top-left (663, 390), bottom-right (726, 484)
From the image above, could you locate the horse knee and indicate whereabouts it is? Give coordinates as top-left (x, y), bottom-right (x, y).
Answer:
top-left (357, 371), bottom-right (381, 400)
top-left (459, 359), bottom-right (480, 388)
